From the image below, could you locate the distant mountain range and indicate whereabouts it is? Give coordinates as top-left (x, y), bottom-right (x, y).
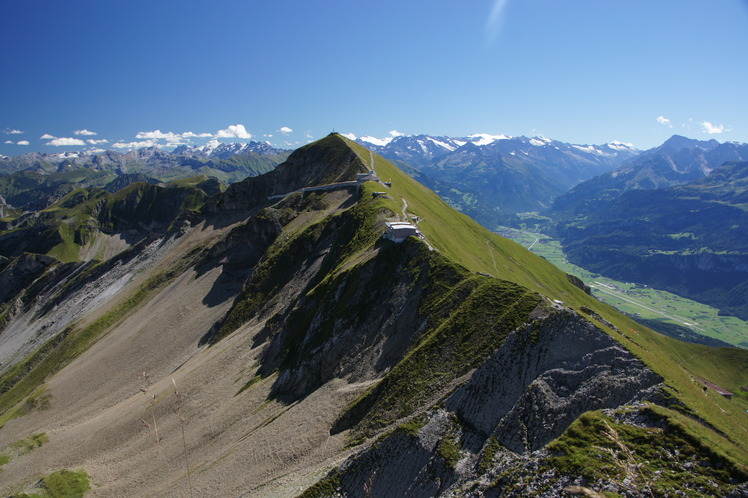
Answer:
top-left (0, 140), bottom-right (290, 212)
top-left (358, 134), bottom-right (639, 226)
top-left (0, 139), bottom-right (288, 173)
top-left (0, 140), bottom-right (289, 180)
top-left (0, 133), bottom-right (642, 228)
top-left (552, 136), bottom-right (748, 324)
top-left (553, 135), bottom-right (748, 216)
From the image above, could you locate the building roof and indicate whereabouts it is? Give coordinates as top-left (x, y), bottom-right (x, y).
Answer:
top-left (695, 376), bottom-right (734, 396)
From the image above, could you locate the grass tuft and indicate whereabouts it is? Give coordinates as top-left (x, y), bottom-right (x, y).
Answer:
top-left (9, 469), bottom-right (90, 498)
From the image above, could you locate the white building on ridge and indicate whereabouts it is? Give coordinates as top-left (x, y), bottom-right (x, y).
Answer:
top-left (383, 222), bottom-right (421, 243)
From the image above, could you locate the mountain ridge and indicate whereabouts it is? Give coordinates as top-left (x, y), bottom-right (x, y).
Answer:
top-left (0, 135), bottom-right (745, 496)
top-left (552, 134), bottom-right (748, 216)
top-left (0, 139), bottom-right (288, 171)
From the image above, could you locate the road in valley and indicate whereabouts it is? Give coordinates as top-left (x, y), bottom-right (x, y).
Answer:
top-left (588, 283), bottom-right (703, 330)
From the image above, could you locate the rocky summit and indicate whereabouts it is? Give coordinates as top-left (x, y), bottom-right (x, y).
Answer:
top-left (0, 134), bottom-right (745, 496)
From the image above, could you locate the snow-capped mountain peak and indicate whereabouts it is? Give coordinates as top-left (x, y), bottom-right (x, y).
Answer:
top-left (169, 139), bottom-right (285, 159)
top-left (358, 135), bottom-right (393, 147)
top-left (529, 137), bottom-right (549, 147)
top-left (199, 139), bottom-right (223, 155)
top-left (606, 141), bottom-right (637, 152)
top-left (355, 132), bottom-right (641, 171)
top-left (467, 133), bottom-right (510, 146)
top-left (426, 136), bottom-right (458, 151)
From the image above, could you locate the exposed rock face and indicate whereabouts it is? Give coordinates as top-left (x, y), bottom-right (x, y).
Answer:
top-left (449, 311), bottom-right (661, 453)
top-left (566, 273), bottom-right (590, 294)
top-left (0, 194), bottom-right (9, 218)
top-left (0, 253), bottom-right (59, 305)
top-left (259, 239), bottom-right (434, 398)
top-left (329, 310), bottom-right (662, 497)
top-left (338, 414), bottom-right (458, 497)
top-left (0, 233), bottom-right (184, 374)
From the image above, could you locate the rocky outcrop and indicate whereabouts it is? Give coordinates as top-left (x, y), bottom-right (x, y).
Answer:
top-left (258, 239), bottom-right (435, 398)
top-left (0, 195), bottom-right (10, 219)
top-left (210, 133), bottom-right (368, 212)
top-left (0, 253), bottom-right (60, 306)
top-left (448, 310), bottom-right (661, 453)
top-left (322, 310), bottom-right (662, 497)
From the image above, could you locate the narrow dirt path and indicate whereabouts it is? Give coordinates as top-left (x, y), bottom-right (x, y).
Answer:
top-left (486, 240), bottom-right (499, 274)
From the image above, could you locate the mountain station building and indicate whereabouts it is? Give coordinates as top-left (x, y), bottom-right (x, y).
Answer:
top-left (383, 222), bottom-right (421, 243)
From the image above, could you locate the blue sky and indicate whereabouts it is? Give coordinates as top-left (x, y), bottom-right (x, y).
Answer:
top-left (2, 0), bottom-right (747, 156)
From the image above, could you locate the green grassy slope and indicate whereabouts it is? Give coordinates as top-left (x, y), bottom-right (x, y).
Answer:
top-left (0, 169), bottom-right (117, 212)
top-left (0, 179), bottom-right (211, 263)
top-left (343, 137), bottom-right (748, 466)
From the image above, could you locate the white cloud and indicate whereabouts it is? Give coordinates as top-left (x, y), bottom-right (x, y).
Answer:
top-left (701, 121), bottom-right (725, 134)
top-left (215, 124), bottom-right (252, 139)
top-left (4, 141), bottom-right (12, 144)
top-left (40, 133), bottom-right (56, 140)
top-left (87, 139), bottom-right (109, 145)
top-left (389, 130), bottom-right (404, 137)
top-left (16, 140), bottom-right (29, 145)
top-left (134, 130), bottom-right (212, 146)
top-left (135, 129), bottom-right (199, 146)
top-left (136, 130), bottom-right (179, 140)
top-left (656, 116), bottom-right (672, 127)
top-left (359, 135), bottom-right (392, 147)
top-left (341, 132), bottom-right (357, 140)
top-left (5, 129), bottom-right (24, 135)
top-left (74, 129), bottom-right (97, 136)
top-left (47, 137), bottom-right (86, 146)
top-left (468, 133), bottom-right (510, 145)
top-left (112, 140), bottom-right (159, 149)
top-left (279, 126), bottom-right (293, 134)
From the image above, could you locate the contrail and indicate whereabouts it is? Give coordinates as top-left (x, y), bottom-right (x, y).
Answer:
top-left (485, 0), bottom-right (510, 48)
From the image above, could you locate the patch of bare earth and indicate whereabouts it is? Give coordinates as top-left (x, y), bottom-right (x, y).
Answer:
top-left (0, 219), bottom-right (372, 497)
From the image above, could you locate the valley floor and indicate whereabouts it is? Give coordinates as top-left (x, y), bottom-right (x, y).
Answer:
top-left (498, 227), bottom-right (748, 349)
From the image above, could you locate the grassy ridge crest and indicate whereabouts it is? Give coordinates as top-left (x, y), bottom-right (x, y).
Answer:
top-left (341, 137), bottom-right (748, 462)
